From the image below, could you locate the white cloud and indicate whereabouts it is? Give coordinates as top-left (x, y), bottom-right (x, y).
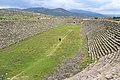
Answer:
top-left (90, 0), bottom-right (112, 3)
top-left (0, 0), bottom-right (120, 14)
top-left (78, 0), bottom-right (120, 14)
top-left (100, 0), bottom-right (120, 10)
top-left (0, 6), bottom-right (13, 9)
top-left (96, 0), bottom-right (120, 14)
top-left (28, 0), bottom-right (85, 10)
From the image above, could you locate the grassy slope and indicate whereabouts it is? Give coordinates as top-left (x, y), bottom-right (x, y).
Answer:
top-left (0, 24), bottom-right (89, 80)
top-left (0, 16), bottom-right (31, 20)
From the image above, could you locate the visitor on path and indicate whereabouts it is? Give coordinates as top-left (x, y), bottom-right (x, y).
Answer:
top-left (59, 38), bottom-right (61, 41)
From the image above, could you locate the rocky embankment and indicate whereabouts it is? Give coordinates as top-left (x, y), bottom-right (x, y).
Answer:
top-left (64, 20), bottom-right (120, 80)
top-left (0, 18), bottom-right (78, 49)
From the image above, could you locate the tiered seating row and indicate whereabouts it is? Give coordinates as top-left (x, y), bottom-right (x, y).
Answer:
top-left (87, 20), bottom-right (120, 60)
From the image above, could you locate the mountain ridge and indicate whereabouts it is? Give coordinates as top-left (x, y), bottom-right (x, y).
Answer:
top-left (69, 9), bottom-right (104, 17)
top-left (6, 7), bottom-right (105, 18)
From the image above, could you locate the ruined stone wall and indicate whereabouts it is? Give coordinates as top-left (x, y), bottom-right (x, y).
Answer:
top-left (0, 18), bottom-right (75, 49)
top-left (64, 20), bottom-right (120, 80)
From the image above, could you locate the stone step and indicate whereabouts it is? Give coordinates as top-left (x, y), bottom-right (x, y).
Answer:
top-left (104, 32), bottom-right (119, 50)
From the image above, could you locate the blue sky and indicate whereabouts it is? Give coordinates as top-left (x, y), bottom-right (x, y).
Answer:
top-left (0, 0), bottom-right (120, 14)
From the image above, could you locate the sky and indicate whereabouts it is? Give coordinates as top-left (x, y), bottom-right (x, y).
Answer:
top-left (0, 0), bottom-right (120, 14)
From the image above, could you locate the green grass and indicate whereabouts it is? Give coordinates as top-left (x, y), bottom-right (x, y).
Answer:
top-left (78, 36), bottom-right (95, 69)
top-left (80, 49), bottom-right (95, 69)
top-left (0, 16), bottom-right (31, 20)
top-left (0, 24), bottom-right (91, 80)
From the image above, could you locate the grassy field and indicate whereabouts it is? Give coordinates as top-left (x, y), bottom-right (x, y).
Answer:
top-left (0, 16), bottom-right (32, 20)
top-left (0, 24), bottom-right (91, 80)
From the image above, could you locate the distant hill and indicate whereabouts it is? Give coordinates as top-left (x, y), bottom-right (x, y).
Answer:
top-left (69, 9), bottom-right (105, 17)
top-left (0, 9), bottom-right (40, 16)
top-left (104, 14), bottom-right (120, 17)
top-left (0, 9), bottom-right (44, 20)
top-left (6, 7), bottom-right (105, 18)
top-left (5, 8), bottom-right (21, 10)
top-left (22, 7), bottom-right (87, 17)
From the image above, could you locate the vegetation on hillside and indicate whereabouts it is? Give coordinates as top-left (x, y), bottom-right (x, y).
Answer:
top-left (0, 9), bottom-right (51, 20)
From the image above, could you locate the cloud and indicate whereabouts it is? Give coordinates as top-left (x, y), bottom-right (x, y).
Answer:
top-left (24, 0), bottom-right (85, 10)
top-left (95, 0), bottom-right (120, 14)
top-left (0, 0), bottom-right (120, 14)
top-left (0, 0), bottom-right (33, 8)
top-left (0, 6), bottom-right (11, 9)
top-left (75, 0), bottom-right (120, 14)
top-left (100, 0), bottom-right (120, 10)
top-left (49, 0), bottom-right (85, 9)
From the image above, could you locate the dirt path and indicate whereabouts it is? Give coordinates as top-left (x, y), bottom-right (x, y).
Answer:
top-left (47, 30), bottom-right (73, 56)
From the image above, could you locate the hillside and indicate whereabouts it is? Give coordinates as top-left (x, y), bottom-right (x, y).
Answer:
top-left (0, 9), bottom-right (40, 16)
top-left (69, 9), bottom-right (105, 17)
top-left (7, 7), bottom-right (105, 18)
top-left (0, 9), bottom-right (43, 20)
top-left (22, 7), bottom-right (88, 17)
top-left (5, 8), bottom-right (21, 10)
